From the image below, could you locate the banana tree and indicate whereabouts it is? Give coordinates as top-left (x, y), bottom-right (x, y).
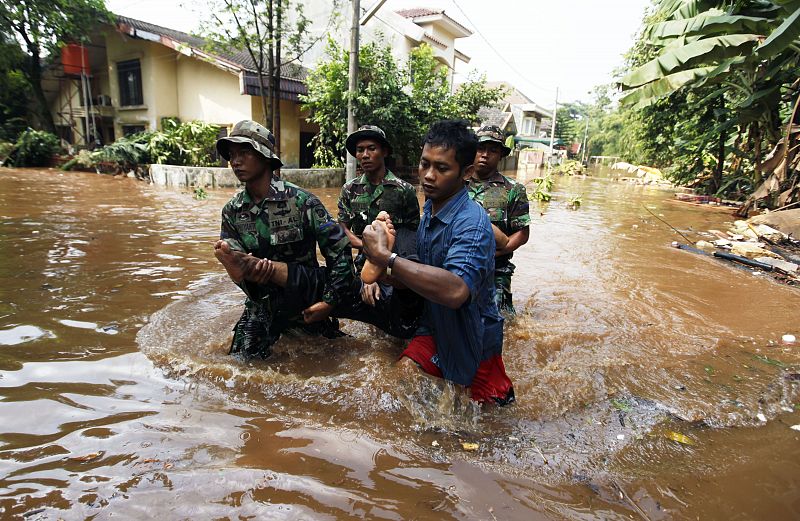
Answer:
top-left (618, 0), bottom-right (800, 207)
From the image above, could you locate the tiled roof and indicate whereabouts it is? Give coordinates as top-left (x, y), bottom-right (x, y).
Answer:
top-left (396, 8), bottom-right (443, 18)
top-left (478, 106), bottom-right (514, 131)
top-left (115, 15), bottom-right (307, 82)
top-left (395, 8), bottom-right (471, 36)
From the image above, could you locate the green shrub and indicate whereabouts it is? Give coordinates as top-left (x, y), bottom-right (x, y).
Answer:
top-left (91, 134), bottom-right (149, 172)
top-left (14, 129), bottom-right (60, 167)
top-left (89, 120), bottom-right (219, 173)
top-left (148, 120), bottom-right (219, 167)
top-left (0, 141), bottom-right (15, 166)
top-left (551, 160), bottom-right (584, 176)
top-left (529, 173), bottom-right (554, 202)
top-left (61, 149), bottom-right (97, 171)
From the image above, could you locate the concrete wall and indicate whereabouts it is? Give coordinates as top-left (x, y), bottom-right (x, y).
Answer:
top-left (149, 164), bottom-right (345, 189)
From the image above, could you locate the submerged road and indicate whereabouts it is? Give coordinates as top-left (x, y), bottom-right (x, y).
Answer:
top-left (1, 166), bottom-right (799, 519)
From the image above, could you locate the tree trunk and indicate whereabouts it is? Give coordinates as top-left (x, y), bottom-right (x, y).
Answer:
top-left (273, 0), bottom-right (282, 156)
top-left (714, 96), bottom-right (725, 194)
top-left (28, 49), bottom-right (56, 133)
top-left (257, 67), bottom-right (269, 128)
top-left (266, 0), bottom-right (275, 132)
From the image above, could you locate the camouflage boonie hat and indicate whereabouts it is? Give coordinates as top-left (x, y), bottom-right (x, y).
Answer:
top-left (345, 125), bottom-right (393, 157)
top-left (216, 120), bottom-right (283, 168)
top-left (476, 125), bottom-right (511, 157)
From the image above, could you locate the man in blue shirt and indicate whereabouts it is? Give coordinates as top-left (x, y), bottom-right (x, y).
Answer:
top-left (362, 120), bottom-right (515, 405)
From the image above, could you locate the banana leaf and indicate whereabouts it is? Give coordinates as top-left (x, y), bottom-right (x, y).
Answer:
top-left (657, 0), bottom-right (718, 20)
top-left (620, 34), bottom-right (760, 89)
top-left (647, 14), bottom-right (771, 43)
top-left (756, 7), bottom-right (800, 58)
top-left (772, 0), bottom-right (800, 13)
top-left (620, 66), bottom-right (717, 109)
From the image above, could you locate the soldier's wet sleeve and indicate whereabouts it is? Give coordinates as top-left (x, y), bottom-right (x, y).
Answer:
top-left (220, 206), bottom-right (246, 252)
top-left (508, 183), bottom-right (532, 233)
top-left (337, 185), bottom-right (353, 225)
top-left (220, 206), bottom-right (263, 300)
top-left (309, 198), bottom-right (355, 307)
top-left (402, 186), bottom-right (421, 230)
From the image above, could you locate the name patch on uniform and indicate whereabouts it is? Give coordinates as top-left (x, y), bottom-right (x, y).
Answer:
top-left (236, 212), bottom-right (257, 233)
top-left (267, 198), bottom-right (303, 245)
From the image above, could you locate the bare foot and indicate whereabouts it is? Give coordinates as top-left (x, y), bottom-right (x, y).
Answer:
top-left (361, 212), bottom-right (396, 284)
top-left (214, 240), bottom-right (249, 283)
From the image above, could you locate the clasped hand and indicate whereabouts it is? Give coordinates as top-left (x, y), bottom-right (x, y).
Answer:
top-left (361, 216), bottom-right (395, 267)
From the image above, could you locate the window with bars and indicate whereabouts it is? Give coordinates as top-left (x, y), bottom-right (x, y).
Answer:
top-left (117, 59), bottom-right (143, 106)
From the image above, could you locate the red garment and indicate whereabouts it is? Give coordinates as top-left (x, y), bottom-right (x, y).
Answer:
top-left (401, 335), bottom-right (515, 405)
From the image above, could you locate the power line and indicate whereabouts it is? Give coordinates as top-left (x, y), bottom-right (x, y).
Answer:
top-left (450, 0), bottom-right (556, 100)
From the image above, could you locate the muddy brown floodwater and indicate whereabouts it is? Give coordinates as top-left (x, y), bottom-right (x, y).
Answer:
top-left (1, 166), bottom-right (799, 520)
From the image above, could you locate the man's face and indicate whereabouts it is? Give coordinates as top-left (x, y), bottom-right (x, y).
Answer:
top-left (419, 143), bottom-right (467, 203)
top-left (355, 138), bottom-right (387, 175)
top-left (474, 141), bottom-right (504, 176)
top-left (228, 142), bottom-right (271, 183)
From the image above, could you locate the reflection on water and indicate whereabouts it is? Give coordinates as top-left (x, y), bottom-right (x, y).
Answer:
top-left (1, 166), bottom-right (800, 519)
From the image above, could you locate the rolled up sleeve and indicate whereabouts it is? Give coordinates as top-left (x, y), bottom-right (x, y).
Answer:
top-left (442, 212), bottom-right (494, 301)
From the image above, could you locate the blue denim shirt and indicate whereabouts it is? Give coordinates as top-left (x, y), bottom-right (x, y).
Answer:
top-left (416, 187), bottom-right (504, 385)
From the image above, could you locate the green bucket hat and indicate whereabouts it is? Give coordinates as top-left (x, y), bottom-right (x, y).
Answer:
top-left (345, 125), bottom-right (393, 157)
top-left (476, 125), bottom-right (511, 157)
top-left (216, 120), bottom-right (283, 168)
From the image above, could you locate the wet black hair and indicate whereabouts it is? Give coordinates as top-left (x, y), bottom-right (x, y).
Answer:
top-left (422, 119), bottom-right (478, 172)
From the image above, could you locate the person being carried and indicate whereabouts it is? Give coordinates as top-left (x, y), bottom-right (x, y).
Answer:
top-left (361, 120), bottom-right (515, 405)
top-left (213, 120), bottom-right (355, 359)
top-left (467, 125), bottom-right (531, 315)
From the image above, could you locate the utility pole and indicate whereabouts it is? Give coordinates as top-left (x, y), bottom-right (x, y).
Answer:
top-left (548, 86), bottom-right (558, 158)
top-left (345, 0), bottom-right (361, 181)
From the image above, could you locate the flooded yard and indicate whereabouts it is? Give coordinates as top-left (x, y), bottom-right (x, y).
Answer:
top-left (1, 166), bottom-right (799, 519)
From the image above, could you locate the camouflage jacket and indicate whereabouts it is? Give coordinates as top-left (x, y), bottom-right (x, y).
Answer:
top-left (465, 171), bottom-right (531, 262)
top-left (220, 178), bottom-right (355, 307)
top-left (337, 170), bottom-right (420, 236)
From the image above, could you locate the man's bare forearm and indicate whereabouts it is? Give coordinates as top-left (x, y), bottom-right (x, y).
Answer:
top-left (497, 227), bottom-right (529, 256)
top-left (385, 256), bottom-right (469, 309)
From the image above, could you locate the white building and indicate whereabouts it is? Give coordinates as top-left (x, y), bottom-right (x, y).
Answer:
top-left (301, 2), bottom-right (473, 89)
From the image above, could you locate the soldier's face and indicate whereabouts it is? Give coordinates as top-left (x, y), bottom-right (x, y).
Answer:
top-left (355, 139), bottom-right (387, 174)
top-left (419, 144), bottom-right (470, 204)
top-left (228, 142), bottom-right (272, 183)
top-left (474, 142), bottom-right (503, 176)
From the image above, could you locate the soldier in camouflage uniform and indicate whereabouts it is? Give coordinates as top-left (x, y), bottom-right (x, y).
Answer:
top-left (338, 125), bottom-right (420, 271)
top-left (466, 125), bottom-right (531, 315)
top-left (214, 120), bottom-right (355, 358)
top-left (335, 125), bottom-right (423, 335)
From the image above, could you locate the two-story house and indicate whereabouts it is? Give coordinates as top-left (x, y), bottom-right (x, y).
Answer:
top-left (43, 16), bottom-right (317, 168)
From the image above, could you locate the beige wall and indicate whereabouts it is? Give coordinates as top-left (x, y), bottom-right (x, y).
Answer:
top-left (177, 58), bottom-right (252, 125)
top-left (251, 97), bottom-right (311, 168)
top-left (104, 30), bottom-right (180, 135)
top-left (50, 25), bottom-right (311, 162)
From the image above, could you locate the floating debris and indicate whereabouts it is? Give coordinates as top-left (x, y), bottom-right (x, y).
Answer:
top-left (461, 442), bottom-right (479, 451)
top-left (665, 431), bottom-right (694, 445)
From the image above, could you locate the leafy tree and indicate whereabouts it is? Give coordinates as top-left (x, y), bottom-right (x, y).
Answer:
top-left (302, 39), bottom-right (505, 168)
top-left (0, 35), bottom-right (29, 142)
top-left (199, 0), bottom-right (339, 154)
top-left (0, 0), bottom-right (110, 133)
top-left (555, 102), bottom-right (584, 147)
top-left (447, 70), bottom-right (506, 124)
